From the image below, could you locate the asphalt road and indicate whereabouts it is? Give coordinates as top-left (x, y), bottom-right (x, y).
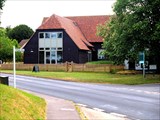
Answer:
top-left (2, 73), bottom-right (160, 120)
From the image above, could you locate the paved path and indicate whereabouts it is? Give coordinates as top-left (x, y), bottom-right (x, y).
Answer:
top-left (25, 90), bottom-right (128, 120)
top-left (25, 90), bottom-right (81, 120)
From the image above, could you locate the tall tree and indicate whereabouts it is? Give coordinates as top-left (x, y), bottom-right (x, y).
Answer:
top-left (8, 24), bottom-right (34, 43)
top-left (97, 0), bottom-right (160, 73)
top-left (0, 0), bottom-right (5, 10)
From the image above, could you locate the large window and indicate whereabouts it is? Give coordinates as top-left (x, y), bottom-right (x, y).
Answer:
top-left (38, 32), bottom-right (63, 64)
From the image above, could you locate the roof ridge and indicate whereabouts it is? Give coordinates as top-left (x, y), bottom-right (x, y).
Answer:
top-left (38, 14), bottom-right (62, 29)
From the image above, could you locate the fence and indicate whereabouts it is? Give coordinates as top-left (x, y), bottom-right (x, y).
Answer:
top-left (0, 63), bottom-right (124, 72)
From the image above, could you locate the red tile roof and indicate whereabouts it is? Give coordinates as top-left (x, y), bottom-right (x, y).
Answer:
top-left (38, 15), bottom-right (62, 29)
top-left (37, 14), bottom-right (110, 50)
top-left (67, 15), bottom-right (110, 42)
top-left (19, 39), bottom-right (29, 48)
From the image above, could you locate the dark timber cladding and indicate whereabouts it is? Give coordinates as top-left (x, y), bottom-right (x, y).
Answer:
top-left (24, 29), bottom-right (88, 64)
top-left (24, 32), bottom-right (38, 64)
top-left (63, 30), bottom-right (86, 63)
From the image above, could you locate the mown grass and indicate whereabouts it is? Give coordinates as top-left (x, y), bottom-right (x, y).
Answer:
top-left (1, 70), bottom-right (160, 85)
top-left (0, 84), bottom-right (46, 120)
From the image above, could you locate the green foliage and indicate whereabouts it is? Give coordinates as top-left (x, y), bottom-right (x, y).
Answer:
top-left (0, 28), bottom-right (22, 62)
top-left (97, 0), bottom-right (160, 69)
top-left (0, 0), bottom-right (5, 9)
top-left (0, 27), bottom-right (6, 37)
top-left (7, 24), bottom-right (34, 43)
top-left (5, 26), bottom-right (12, 37)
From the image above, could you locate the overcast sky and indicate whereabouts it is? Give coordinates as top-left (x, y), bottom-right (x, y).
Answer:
top-left (1, 0), bottom-right (116, 31)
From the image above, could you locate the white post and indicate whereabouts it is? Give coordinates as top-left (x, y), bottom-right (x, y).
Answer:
top-left (13, 46), bottom-right (16, 88)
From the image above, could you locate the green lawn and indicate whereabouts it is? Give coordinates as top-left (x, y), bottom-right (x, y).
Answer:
top-left (0, 84), bottom-right (46, 120)
top-left (1, 70), bottom-right (160, 85)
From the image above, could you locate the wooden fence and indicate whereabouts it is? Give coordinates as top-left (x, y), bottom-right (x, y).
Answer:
top-left (0, 63), bottom-right (124, 72)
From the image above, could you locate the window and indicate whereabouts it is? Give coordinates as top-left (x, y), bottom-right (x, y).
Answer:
top-left (57, 51), bottom-right (63, 63)
top-left (98, 49), bottom-right (105, 59)
top-left (45, 33), bottom-right (50, 38)
top-left (51, 33), bottom-right (57, 38)
top-left (39, 33), bottom-right (44, 38)
top-left (39, 48), bottom-right (44, 50)
top-left (51, 48), bottom-right (56, 50)
top-left (57, 33), bottom-right (62, 38)
top-left (57, 47), bottom-right (62, 50)
top-left (38, 32), bottom-right (63, 64)
top-left (45, 48), bottom-right (50, 50)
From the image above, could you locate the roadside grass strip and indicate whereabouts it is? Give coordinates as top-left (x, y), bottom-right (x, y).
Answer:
top-left (1, 70), bottom-right (160, 85)
top-left (0, 84), bottom-right (46, 120)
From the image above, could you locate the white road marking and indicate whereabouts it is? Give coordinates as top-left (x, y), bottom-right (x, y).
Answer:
top-left (93, 108), bottom-right (105, 112)
top-left (110, 113), bottom-right (127, 118)
top-left (60, 108), bottom-right (74, 111)
top-left (136, 90), bottom-right (142, 92)
top-left (101, 104), bottom-right (118, 110)
top-left (76, 103), bottom-right (87, 107)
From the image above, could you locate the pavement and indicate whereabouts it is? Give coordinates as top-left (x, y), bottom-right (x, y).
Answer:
top-left (25, 90), bottom-right (129, 120)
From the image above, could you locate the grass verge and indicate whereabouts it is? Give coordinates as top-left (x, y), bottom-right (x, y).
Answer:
top-left (0, 84), bottom-right (46, 120)
top-left (1, 70), bottom-right (160, 85)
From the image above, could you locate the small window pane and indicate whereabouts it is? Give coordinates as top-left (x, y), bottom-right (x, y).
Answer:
top-left (57, 33), bottom-right (62, 38)
top-left (39, 33), bottom-right (44, 38)
top-left (51, 48), bottom-right (56, 50)
top-left (39, 48), bottom-right (44, 50)
top-left (51, 33), bottom-right (57, 38)
top-left (57, 51), bottom-right (63, 63)
top-left (57, 47), bottom-right (62, 50)
top-left (45, 33), bottom-right (50, 38)
top-left (45, 48), bottom-right (50, 50)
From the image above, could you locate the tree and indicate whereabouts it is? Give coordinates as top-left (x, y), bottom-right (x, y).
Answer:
top-left (0, 28), bottom-right (22, 62)
top-left (8, 24), bottom-right (34, 43)
top-left (0, 0), bottom-right (5, 10)
top-left (5, 25), bottom-right (12, 37)
top-left (97, 0), bottom-right (160, 73)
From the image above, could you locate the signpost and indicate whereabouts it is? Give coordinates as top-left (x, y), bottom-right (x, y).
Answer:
top-left (139, 52), bottom-right (145, 78)
top-left (13, 46), bottom-right (24, 88)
